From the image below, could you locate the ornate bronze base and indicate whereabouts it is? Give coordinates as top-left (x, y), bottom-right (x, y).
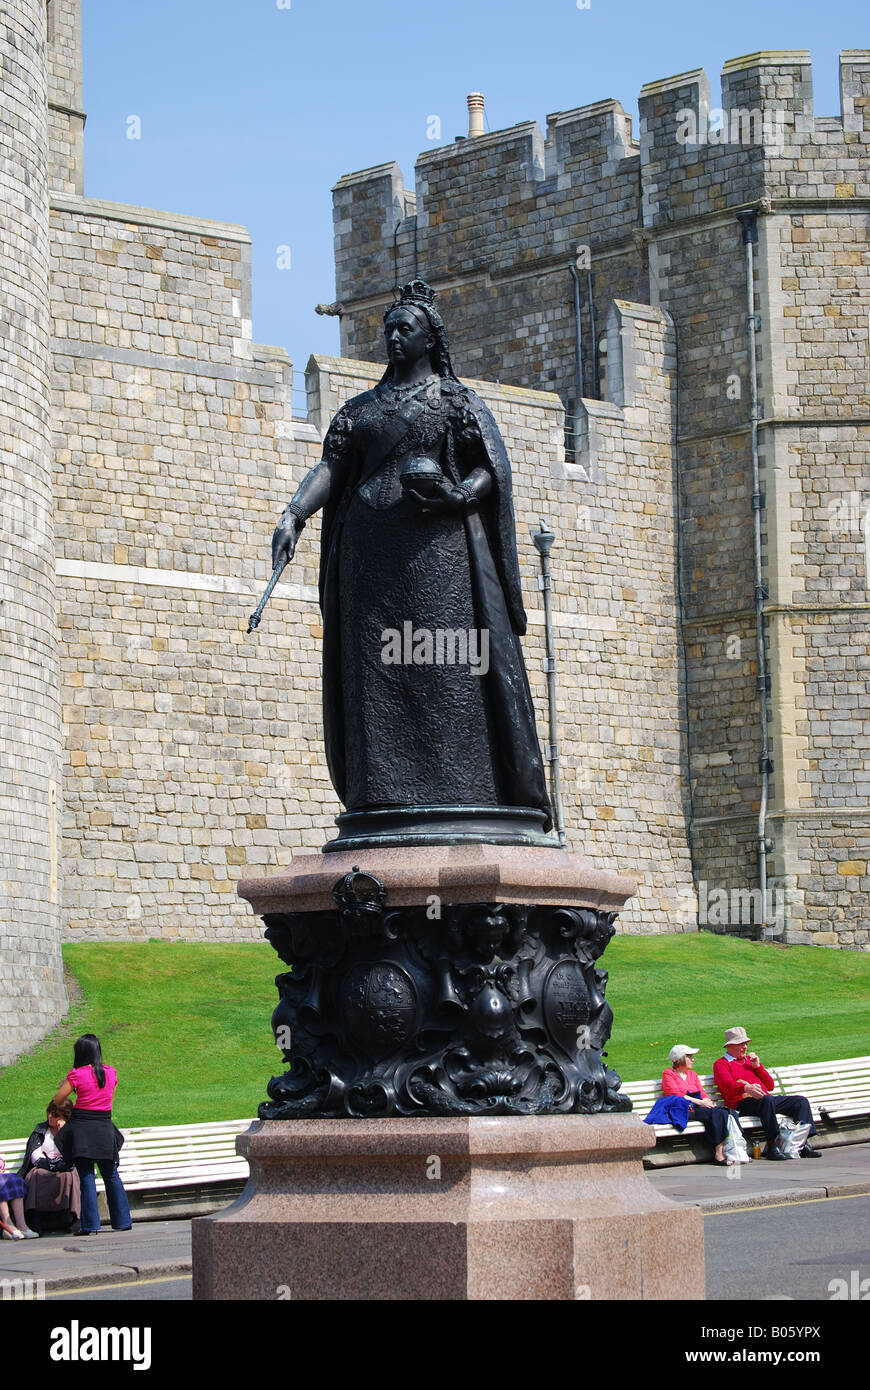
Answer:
top-left (258, 863), bottom-right (632, 1120)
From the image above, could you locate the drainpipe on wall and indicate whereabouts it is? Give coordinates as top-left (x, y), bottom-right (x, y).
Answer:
top-left (568, 258), bottom-right (585, 451)
top-left (737, 208), bottom-right (772, 934)
top-left (586, 268), bottom-right (597, 400)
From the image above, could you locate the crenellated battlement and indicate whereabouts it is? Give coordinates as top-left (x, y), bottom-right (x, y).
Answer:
top-left (335, 50), bottom-right (870, 358)
top-left (639, 50), bottom-right (870, 224)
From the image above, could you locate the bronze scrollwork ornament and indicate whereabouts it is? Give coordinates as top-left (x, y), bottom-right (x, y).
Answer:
top-left (262, 879), bottom-right (630, 1119)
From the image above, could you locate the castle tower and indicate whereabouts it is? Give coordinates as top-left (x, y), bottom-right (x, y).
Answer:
top-left (0, 0), bottom-right (67, 1062)
top-left (638, 51), bottom-right (870, 946)
top-left (45, 0), bottom-right (84, 193)
top-left (332, 52), bottom-right (870, 948)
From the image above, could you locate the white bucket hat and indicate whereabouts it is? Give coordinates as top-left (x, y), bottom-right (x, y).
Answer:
top-left (724, 1026), bottom-right (751, 1046)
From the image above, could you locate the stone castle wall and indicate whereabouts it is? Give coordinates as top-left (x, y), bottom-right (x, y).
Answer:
top-left (49, 196), bottom-right (334, 939)
top-left (3, 3), bottom-right (867, 1038)
top-left (0, 0), bottom-right (68, 1064)
top-left (640, 54), bottom-right (870, 947)
top-left (46, 0), bottom-right (83, 194)
top-left (332, 50), bottom-right (870, 948)
top-left (39, 0), bottom-right (694, 949)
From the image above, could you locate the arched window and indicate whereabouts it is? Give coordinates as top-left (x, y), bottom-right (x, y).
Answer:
top-left (46, 0), bottom-right (55, 44)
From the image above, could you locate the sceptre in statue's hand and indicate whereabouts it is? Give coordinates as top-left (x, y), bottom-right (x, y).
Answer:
top-left (246, 506), bottom-right (306, 634)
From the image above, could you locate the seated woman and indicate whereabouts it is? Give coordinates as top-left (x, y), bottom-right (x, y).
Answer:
top-left (661, 1044), bottom-right (746, 1165)
top-left (0, 1155), bottom-right (35, 1239)
top-left (19, 1100), bottom-right (81, 1236)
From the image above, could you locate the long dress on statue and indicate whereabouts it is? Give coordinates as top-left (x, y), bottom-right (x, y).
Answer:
top-left (317, 372), bottom-right (551, 831)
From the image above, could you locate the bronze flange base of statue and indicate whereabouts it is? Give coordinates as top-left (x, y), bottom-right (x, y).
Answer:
top-left (323, 803), bottom-right (554, 852)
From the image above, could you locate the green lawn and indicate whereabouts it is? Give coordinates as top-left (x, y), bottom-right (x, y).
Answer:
top-left (605, 932), bottom-right (870, 1081)
top-left (0, 942), bottom-right (276, 1138)
top-left (1, 934), bottom-right (868, 1138)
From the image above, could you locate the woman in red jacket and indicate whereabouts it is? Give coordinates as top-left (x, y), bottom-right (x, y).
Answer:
top-left (661, 1044), bottom-right (739, 1164)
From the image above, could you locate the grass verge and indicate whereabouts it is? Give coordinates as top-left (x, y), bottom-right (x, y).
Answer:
top-left (1, 934), bottom-right (867, 1137)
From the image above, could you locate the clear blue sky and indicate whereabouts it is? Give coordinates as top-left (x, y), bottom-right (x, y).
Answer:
top-left (82, 0), bottom-right (866, 394)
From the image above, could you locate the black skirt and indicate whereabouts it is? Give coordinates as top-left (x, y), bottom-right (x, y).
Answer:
top-left (57, 1109), bottom-right (124, 1164)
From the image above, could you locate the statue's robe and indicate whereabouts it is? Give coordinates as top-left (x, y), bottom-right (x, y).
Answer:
top-left (316, 375), bottom-right (552, 830)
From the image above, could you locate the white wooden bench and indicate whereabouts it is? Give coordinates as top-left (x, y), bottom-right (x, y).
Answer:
top-left (622, 1054), bottom-right (870, 1142)
top-left (769, 1057), bottom-right (870, 1123)
top-left (0, 1118), bottom-right (253, 1193)
top-left (2, 1058), bottom-right (867, 1186)
top-left (114, 1118), bottom-right (253, 1189)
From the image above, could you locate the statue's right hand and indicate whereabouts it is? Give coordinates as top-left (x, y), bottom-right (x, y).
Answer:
top-left (271, 510), bottom-right (301, 569)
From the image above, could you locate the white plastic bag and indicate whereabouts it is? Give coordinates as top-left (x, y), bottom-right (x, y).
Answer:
top-left (777, 1116), bottom-right (812, 1158)
top-left (723, 1111), bottom-right (751, 1164)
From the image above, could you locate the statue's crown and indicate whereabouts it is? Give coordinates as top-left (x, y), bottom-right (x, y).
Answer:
top-left (398, 279), bottom-right (436, 308)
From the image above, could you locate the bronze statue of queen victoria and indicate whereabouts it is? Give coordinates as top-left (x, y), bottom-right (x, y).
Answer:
top-left (271, 280), bottom-right (552, 850)
top-left (250, 283), bottom-right (634, 1120)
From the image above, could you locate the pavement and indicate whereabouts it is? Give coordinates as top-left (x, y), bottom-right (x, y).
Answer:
top-left (650, 1137), bottom-right (870, 1212)
top-left (0, 1221), bottom-right (192, 1295)
top-left (1, 1141), bottom-right (867, 1295)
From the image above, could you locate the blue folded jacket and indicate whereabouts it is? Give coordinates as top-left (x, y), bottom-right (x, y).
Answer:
top-left (643, 1095), bottom-right (693, 1130)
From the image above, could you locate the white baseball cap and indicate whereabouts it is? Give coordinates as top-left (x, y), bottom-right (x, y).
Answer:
top-left (669, 1044), bottom-right (700, 1063)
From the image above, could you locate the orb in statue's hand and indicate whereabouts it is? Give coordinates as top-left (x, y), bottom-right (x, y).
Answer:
top-left (400, 456), bottom-right (445, 500)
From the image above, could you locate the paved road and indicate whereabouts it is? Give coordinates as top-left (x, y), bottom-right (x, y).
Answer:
top-left (36, 1193), bottom-right (870, 1302)
top-left (705, 1192), bottom-right (870, 1301)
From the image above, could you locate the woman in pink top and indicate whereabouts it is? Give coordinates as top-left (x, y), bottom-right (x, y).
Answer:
top-left (53, 1034), bottom-right (131, 1234)
top-left (662, 1044), bottom-right (745, 1165)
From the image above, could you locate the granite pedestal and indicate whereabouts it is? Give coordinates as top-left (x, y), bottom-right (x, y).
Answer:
top-left (238, 842), bottom-right (636, 915)
top-left (191, 844), bottom-right (704, 1298)
top-left (192, 1114), bottom-right (704, 1300)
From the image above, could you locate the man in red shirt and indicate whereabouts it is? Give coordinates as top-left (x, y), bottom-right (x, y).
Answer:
top-left (713, 1027), bottom-right (820, 1160)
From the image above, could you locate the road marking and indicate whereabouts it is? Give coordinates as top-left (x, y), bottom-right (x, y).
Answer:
top-left (45, 1273), bottom-right (191, 1296)
top-left (707, 1191), bottom-right (870, 1215)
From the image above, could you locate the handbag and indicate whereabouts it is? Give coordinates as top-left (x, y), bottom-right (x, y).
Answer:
top-left (723, 1111), bottom-right (751, 1163)
top-left (777, 1117), bottom-right (812, 1158)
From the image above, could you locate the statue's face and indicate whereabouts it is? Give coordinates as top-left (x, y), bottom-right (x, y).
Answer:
top-left (385, 308), bottom-right (433, 369)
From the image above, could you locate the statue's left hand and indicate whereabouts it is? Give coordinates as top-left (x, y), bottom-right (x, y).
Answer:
top-left (404, 479), bottom-right (465, 516)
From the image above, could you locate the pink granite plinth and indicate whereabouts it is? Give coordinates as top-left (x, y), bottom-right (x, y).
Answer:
top-left (191, 1115), bottom-right (703, 1301)
top-left (239, 843), bottom-right (636, 917)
